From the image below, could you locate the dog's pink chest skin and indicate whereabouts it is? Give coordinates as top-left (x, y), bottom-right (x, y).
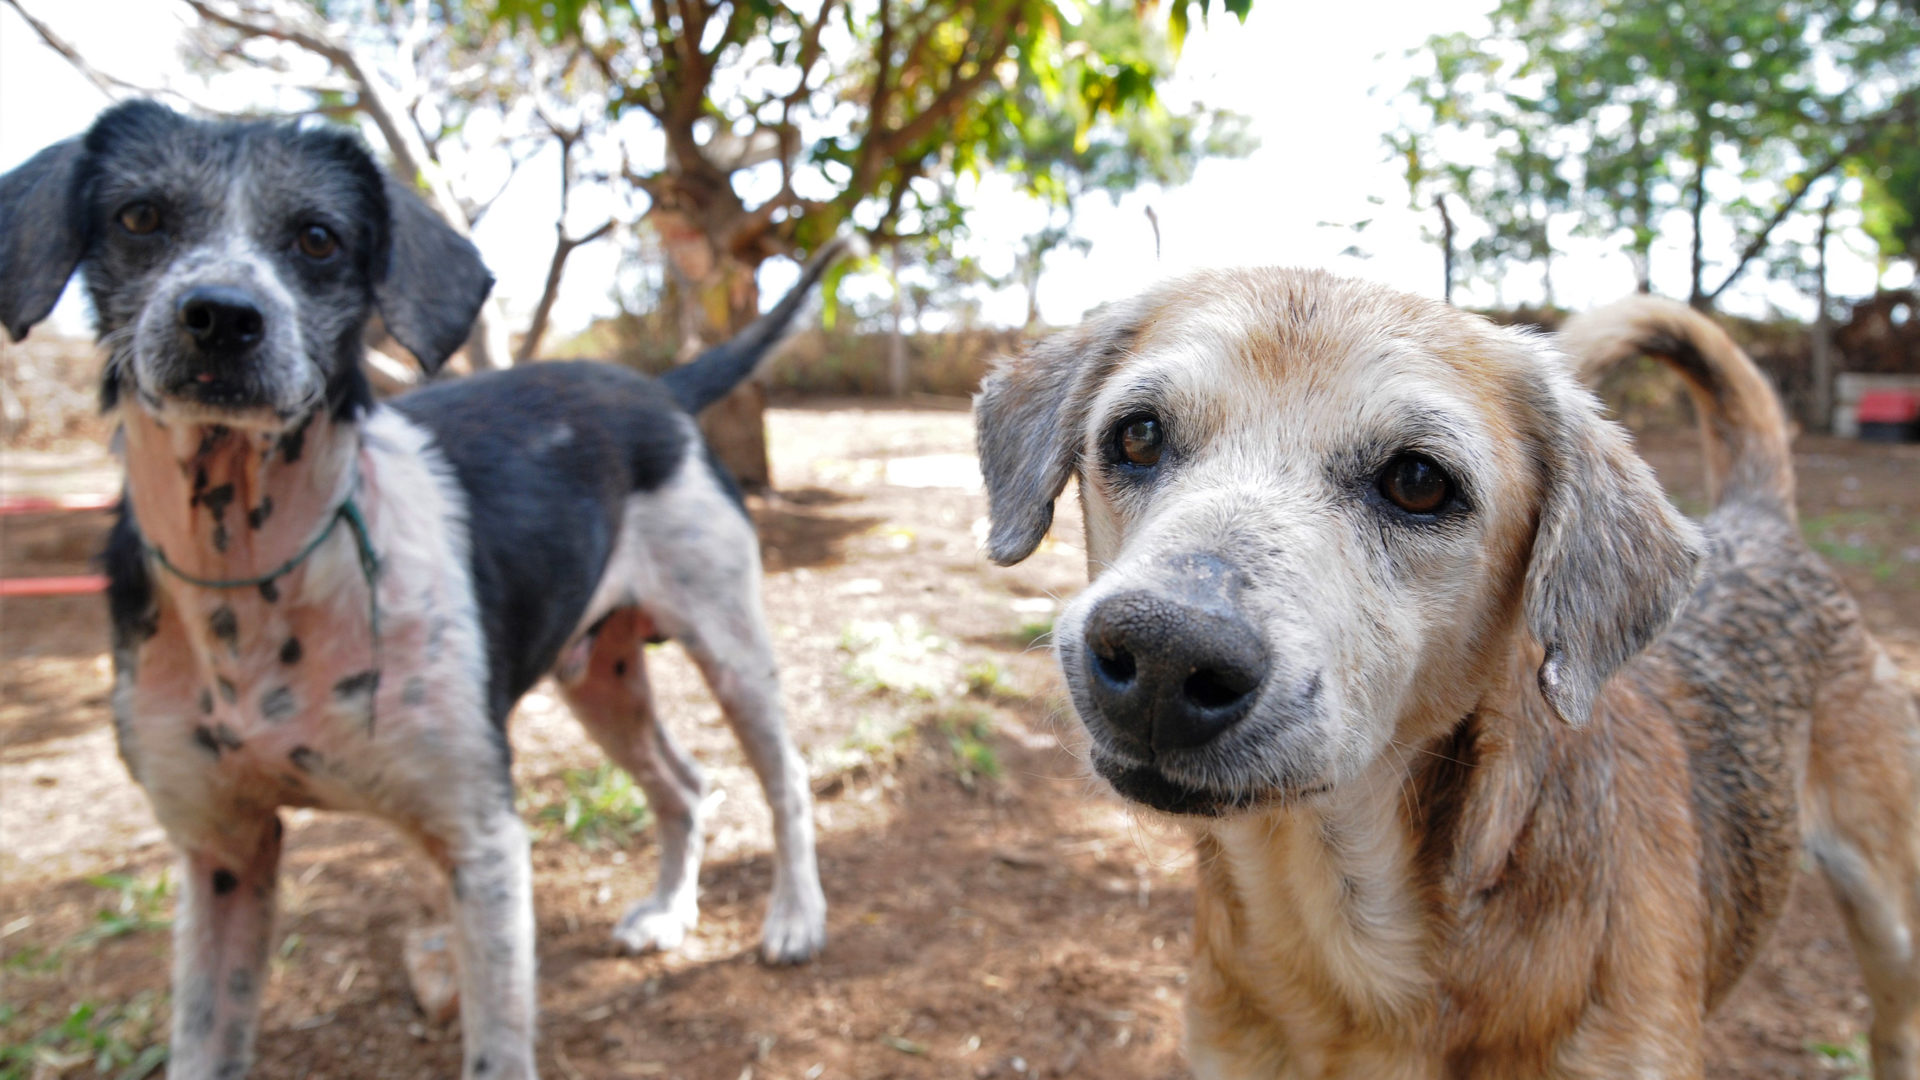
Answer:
top-left (116, 407), bottom-right (491, 863)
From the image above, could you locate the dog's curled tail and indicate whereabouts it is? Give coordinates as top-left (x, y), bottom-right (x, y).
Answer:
top-left (662, 236), bottom-right (859, 414)
top-left (1561, 294), bottom-right (1794, 512)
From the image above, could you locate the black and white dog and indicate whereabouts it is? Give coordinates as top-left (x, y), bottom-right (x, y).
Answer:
top-left (0, 100), bottom-right (832, 1080)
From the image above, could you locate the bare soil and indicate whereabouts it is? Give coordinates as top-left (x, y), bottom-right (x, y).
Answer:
top-left (3, 400), bottom-right (1915, 1079)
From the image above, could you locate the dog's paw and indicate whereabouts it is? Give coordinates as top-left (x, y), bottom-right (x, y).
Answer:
top-left (611, 900), bottom-right (697, 955)
top-left (403, 925), bottom-right (460, 1023)
top-left (759, 885), bottom-right (827, 965)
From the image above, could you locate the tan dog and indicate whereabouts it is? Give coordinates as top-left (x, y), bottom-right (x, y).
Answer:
top-left (974, 270), bottom-right (1920, 1078)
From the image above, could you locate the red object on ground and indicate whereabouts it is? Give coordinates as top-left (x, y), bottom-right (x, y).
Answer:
top-left (0, 494), bottom-right (119, 515)
top-left (0, 494), bottom-right (118, 596)
top-left (1857, 390), bottom-right (1920, 425)
top-left (0, 574), bottom-right (108, 597)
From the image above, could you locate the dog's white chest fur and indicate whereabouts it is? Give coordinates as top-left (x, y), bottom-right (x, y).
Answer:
top-left (116, 409), bottom-right (493, 860)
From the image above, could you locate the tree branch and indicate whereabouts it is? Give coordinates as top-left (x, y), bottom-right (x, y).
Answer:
top-left (1704, 86), bottom-right (1919, 304)
top-left (4, 0), bottom-right (162, 100)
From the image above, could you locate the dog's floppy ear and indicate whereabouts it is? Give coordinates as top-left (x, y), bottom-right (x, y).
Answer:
top-left (1521, 356), bottom-right (1706, 726)
top-left (376, 174), bottom-right (494, 372)
top-left (974, 300), bottom-right (1145, 565)
top-left (0, 138), bottom-right (88, 342)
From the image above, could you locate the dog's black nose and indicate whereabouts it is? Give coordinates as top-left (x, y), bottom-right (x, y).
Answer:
top-left (1083, 586), bottom-right (1267, 754)
top-left (178, 286), bottom-right (264, 356)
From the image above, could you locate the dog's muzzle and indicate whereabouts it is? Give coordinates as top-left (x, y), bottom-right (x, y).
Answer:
top-left (1083, 584), bottom-right (1266, 755)
top-left (169, 285), bottom-right (267, 402)
top-left (1070, 553), bottom-right (1292, 815)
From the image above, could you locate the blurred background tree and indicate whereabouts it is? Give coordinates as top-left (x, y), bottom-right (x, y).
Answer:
top-left (1389, 0), bottom-right (1920, 310)
top-left (481, 0), bottom-right (1254, 486)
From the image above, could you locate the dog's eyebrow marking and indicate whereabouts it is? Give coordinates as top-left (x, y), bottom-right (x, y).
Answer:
top-left (199, 689), bottom-right (213, 714)
top-left (217, 676), bottom-right (237, 704)
top-left (280, 637), bottom-right (302, 664)
top-left (247, 497), bottom-right (273, 530)
top-left (288, 745), bottom-right (321, 773)
top-left (193, 725), bottom-right (222, 757)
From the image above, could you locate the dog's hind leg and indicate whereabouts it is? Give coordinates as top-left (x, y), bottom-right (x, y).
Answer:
top-left (658, 555), bottom-right (826, 965)
top-left (1809, 638), bottom-right (1920, 1080)
top-left (167, 815), bottom-right (282, 1080)
top-left (557, 606), bottom-right (710, 955)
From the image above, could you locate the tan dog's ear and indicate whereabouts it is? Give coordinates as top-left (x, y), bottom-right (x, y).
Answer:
top-left (973, 301), bottom-right (1146, 565)
top-left (1522, 360), bottom-right (1706, 726)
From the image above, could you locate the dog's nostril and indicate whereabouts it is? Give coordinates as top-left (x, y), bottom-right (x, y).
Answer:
top-left (183, 305), bottom-right (213, 333)
top-left (233, 309), bottom-right (262, 340)
top-left (1183, 666), bottom-right (1256, 710)
top-left (1093, 647), bottom-right (1136, 687)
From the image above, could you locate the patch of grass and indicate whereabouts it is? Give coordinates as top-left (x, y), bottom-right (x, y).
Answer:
top-left (929, 707), bottom-right (1001, 790)
top-left (1809, 1033), bottom-right (1869, 1079)
top-left (2, 945), bottom-right (57, 975)
top-left (69, 872), bottom-right (172, 949)
top-left (841, 616), bottom-right (962, 699)
top-left (0, 995), bottom-right (168, 1080)
top-left (812, 713), bottom-right (916, 784)
top-left (535, 762), bottom-right (652, 849)
top-left (963, 659), bottom-right (1023, 701)
top-left (1803, 511), bottom-right (1906, 582)
top-left (1013, 618), bottom-right (1055, 650)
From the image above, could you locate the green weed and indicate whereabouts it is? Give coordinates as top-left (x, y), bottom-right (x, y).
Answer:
top-left (536, 762), bottom-right (652, 849)
top-left (1013, 618), bottom-right (1055, 650)
top-left (963, 660), bottom-right (1022, 700)
top-left (811, 713), bottom-right (915, 783)
top-left (930, 707), bottom-right (1001, 790)
top-left (0, 995), bottom-right (168, 1080)
top-left (70, 872), bottom-right (172, 949)
top-left (841, 616), bottom-right (962, 699)
top-left (1810, 1033), bottom-right (1869, 1079)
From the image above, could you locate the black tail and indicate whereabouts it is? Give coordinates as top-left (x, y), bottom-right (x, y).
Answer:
top-left (662, 238), bottom-right (854, 414)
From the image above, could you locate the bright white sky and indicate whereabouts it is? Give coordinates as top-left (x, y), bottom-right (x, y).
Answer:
top-left (1, 1), bottom-right (1906, 341)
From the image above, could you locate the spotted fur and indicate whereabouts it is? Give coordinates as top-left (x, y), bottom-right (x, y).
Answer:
top-left (4, 101), bottom-right (839, 1080)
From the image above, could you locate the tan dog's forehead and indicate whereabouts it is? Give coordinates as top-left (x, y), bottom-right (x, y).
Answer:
top-left (1092, 268), bottom-right (1532, 466)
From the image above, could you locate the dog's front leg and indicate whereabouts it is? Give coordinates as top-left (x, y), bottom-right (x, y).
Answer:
top-left (168, 816), bottom-right (282, 1080)
top-left (437, 806), bottom-right (539, 1080)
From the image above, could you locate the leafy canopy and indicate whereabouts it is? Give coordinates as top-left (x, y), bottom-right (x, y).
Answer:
top-left (1391, 0), bottom-right (1920, 305)
top-left (480, 0), bottom-right (1253, 267)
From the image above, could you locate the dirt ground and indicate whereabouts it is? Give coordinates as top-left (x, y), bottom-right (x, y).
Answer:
top-left (2, 397), bottom-right (1917, 1080)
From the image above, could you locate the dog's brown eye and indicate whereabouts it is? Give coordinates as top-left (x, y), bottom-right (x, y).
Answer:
top-left (297, 224), bottom-right (338, 259)
top-left (1117, 415), bottom-right (1164, 467)
top-left (1380, 453), bottom-right (1453, 514)
top-left (118, 202), bottom-right (160, 235)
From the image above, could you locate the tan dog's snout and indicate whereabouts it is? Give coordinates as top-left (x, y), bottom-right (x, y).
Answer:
top-left (1078, 553), bottom-right (1270, 755)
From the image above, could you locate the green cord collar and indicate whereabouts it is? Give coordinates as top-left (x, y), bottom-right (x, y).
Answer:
top-left (145, 494), bottom-right (384, 732)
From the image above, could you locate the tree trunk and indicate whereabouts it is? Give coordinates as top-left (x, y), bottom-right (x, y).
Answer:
top-left (1687, 133), bottom-right (1711, 309)
top-left (888, 245), bottom-right (908, 397)
top-left (1435, 194), bottom-right (1456, 305)
top-left (656, 214), bottom-right (772, 491)
top-left (1810, 194), bottom-right (1837, 434)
